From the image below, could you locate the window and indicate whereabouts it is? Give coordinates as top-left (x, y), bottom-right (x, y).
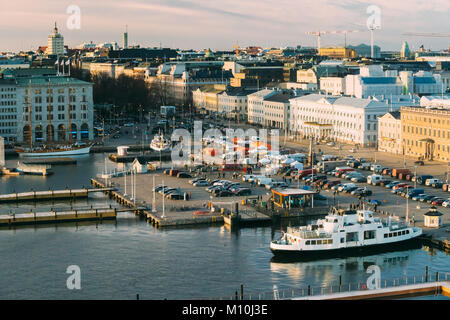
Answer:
top-left (340, 238), bottom-right (345, 243)
top-left (384, 234), bottom-right (388, 238)
top-left (305, 240), bottom-right (311, 245)
top-left (311, 240), bottom-right (316, 245)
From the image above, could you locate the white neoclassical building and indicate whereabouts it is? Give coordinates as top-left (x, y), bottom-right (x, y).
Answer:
top-left (377, 111), bottom-right (402, 155)
top-left (289, 94), bottom-right (393, 146)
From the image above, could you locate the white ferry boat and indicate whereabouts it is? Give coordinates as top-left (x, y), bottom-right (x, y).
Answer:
top-left (270, 209), bottom-right (422, 257)
top-left (16, 144), bottom-right (92, 158)
top-left (150, 133), bottom-right (171, 152)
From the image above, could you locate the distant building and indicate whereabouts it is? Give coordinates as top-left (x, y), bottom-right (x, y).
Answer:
top-left (46, 23), bottom-right (64, 56)
top-left (192, 84), bottom-right (227, 114)
top-left (377, 111), bottom-right (402, 155)
top-left (289, 94), bottom-right (393, 146)
top-left (400, 41), bottom-right (411, 59)
top-left (318, 47), bottom-right (355, 59)
top-left (0, 70), bottom-right (93, 143)
top-left (263, 92), bottom-right (292, 131)
top-left (247, 89), bottom-right (278, 125)
top-left (217, 88), bottom-right (253, 121)
top-left (320, 77), bottom-right (345, 95)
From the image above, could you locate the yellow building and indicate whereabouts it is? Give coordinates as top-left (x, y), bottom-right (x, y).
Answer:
top-left (318, 47), bottom-right (355, 59)
top-left (401, 106), bottom-right (450, 162)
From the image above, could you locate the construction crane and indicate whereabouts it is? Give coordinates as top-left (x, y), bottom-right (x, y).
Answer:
top-left (305, 30), bottom-right (362, 50)
top-left (403, 32), bottom-right (450, 38)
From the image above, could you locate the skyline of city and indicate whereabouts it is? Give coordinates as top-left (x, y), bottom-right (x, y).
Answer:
top-left (2, 0), bottom-right (450, 52)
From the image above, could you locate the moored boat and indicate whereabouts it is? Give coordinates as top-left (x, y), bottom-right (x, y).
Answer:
top-left (16, 144), bottom-right (92, 158)
top-left (150, 133), bottom-right (171, 152)
top-left (270, 209), bottom-right (422, 257)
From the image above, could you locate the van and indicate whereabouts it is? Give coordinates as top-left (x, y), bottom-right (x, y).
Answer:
top-left (425, 178), bottom-right (441, 186)
top-left (367, 174), bottom-right (383, 185)
top-left (257, 177), bottom-right (273, 186)
top-left (321, 155), bottom-right (335, 161)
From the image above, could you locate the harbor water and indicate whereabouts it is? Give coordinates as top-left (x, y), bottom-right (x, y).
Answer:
top-left (0, 153), bottom-right (449, 299)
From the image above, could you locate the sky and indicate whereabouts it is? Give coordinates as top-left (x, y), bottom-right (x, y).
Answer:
top-left (1, 0), bottom-right (449, 53)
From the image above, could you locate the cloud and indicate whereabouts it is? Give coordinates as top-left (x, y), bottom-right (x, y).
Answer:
top-left (0, 0), bottom-right (449, 52)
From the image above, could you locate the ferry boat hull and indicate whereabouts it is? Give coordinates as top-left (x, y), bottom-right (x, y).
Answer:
top-left (270, 236), bottom-right (422, 259)
top-left (16, 145), bottom-right (92, 158)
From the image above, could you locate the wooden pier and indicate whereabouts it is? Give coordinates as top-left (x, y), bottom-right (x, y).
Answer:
top-left (108, 151), bottom-right (172, 163)
top-left (0, 187), bottom-right (117, 203)
top-left (0, 208), bottom-right (117, 227)
top-left (292, 281), bottom-right (450, 300)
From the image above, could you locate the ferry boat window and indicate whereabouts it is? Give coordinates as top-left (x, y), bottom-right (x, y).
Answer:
top-left (389, 233), bottom-right (393, 237)
top-left (384, 234), bottom-right (388, 238)
top-left (340, 238), bottom-right (345, 243)
top-left (317, 240), bottom-right (322, 245)
top-left (306, 240), bottom-right (311, 245)
top-left (393, 232), bottom-right (398, 237)
top-left (334, 219), bottom-right (338, 223)
top-left (327, 239), bottom-right (333, 244)
top-left (311, 240), bottom-right (316, 245)
top-left (364, 230), bottom-right (376, 240)
top-left (406, 230), bottom-right (410, 234)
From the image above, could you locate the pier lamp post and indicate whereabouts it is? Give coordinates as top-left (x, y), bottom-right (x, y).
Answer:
top-left (162, 179), bottom-right (166, 219)
top-left (124, 168), bottom-right (127, 196)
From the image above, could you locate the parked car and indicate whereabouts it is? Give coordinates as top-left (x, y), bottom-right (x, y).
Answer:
top-left (414, 160), bottom-right (425, 166)
top-left (442, 199), bottom-right (450, 207)
top-left (412, 194), bottom-right (427, 201)
top-left (177, 172), bottom-right (192, 178)
top-left (420, 195), bottom-right (435, 203)
top-left (154, 184), bottom-right (167, 192)
top-left (385, 181), bottom-right (401, 189)
top-left (233, 188), bottom-right (252, 196)
top-left (351, 176), bottom-right (366, 183)
top-left (166, 193), bottom-right (184, 200)
top-left (432, 198), bottom-right (445, 206)
top-left (427, 196), bottom-right (440, 204)
top-left (193, 180), bottom-right (209, 187)
top-left (214, 190), bottom-right (233, 197)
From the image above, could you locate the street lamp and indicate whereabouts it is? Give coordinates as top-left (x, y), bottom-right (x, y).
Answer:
top-left (414, 165), bottom-right (418, 189)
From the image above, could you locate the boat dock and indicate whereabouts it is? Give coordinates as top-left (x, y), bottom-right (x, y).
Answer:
top-left (0, 187), bottom-right (117, 203)
top-left (292, 281), bottom-right (450, 300)
top-left (108, 151), bottom-right (172, 163)
top-left (0, 208), bottom-right (118, 226)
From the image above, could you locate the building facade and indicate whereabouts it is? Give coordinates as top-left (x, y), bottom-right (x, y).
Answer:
top-left (0, 74), bottom-right (94, 144)
top-left (289, 94), bottom-right (392, 146)
top-left (401, 106), bottom-right (450, 162)
top-left (377, 111), bottom-right (402, 155)
top-left (320, 77), bottom-right (345, 95)
top-left (263, 93), bottom-right (291, 131)
top-left (247, 89), bottom-right (278, 125)
top-left (46, 23), bottom-right (64, 56)
top-left (217, 89), bottom-right (250, 121)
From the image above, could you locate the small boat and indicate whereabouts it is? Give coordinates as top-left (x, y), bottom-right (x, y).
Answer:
top-left (270, 208), bottom-right (422, 257)
top-left (1, 166), bottom-right (21, 176)
top-left (16, 162), bottom-right (52, 176)
top-left (150, 133), bottom-right (171, 152)
top-left (16, 143), bottom-right (92, 158)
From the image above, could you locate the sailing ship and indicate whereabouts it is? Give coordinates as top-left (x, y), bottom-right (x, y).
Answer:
top-left (150, 132), bottom-right (171, 152)
top-left (15, 77), bottom-right (92, 158)
top-left (270, 208), bottom-right (422, 257)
